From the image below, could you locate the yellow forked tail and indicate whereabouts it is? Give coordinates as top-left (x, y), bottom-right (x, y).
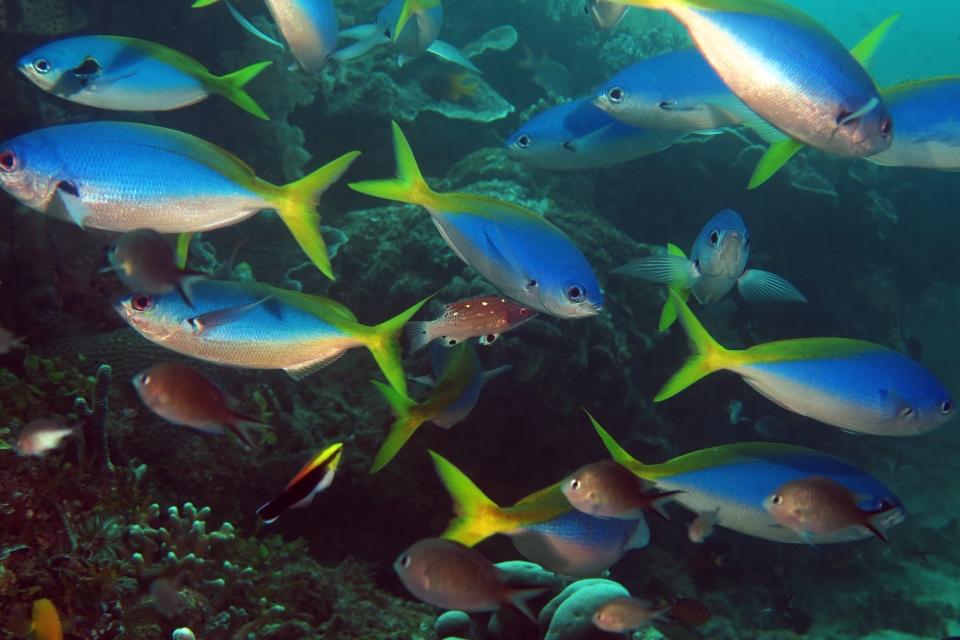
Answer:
top-left (212, 61), bottom-right (272, 120)
top-left (276, 151), bottom-right (361, 281)
top-left (655, 290), bottom-right (729, 401)
top-left (369, 382), bottom-right (427, 474)
top-left (348, 121), bottom-right (445, 210)
top-left (430, 450), bottom-right (509, 547)
top-left (364, 294), bottom-right (433, 396)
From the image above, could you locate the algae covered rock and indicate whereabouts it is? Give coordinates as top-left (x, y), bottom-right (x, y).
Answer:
top-left (539, 579), bottom-right (630, 640)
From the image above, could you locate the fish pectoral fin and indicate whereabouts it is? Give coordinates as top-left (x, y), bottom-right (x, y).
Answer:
top-left (427, 40), bottom-right (483, 73)
top-left (482, 223), bottom-right (534, 287)
top-left (736, 269), bottom-right (807, 303)
top-left (184, 295), bottom-right (274, 334)
top-left (659, 100), bottom-right (703, 112)
top-left (92, 66), bottom-right (141, 86)
top-left (480, 365), bottom-right (512, 386)
top-left (799, 532), bottom-right (821, 549)
top-left (283, 349), bottom-right (347, 381)
top-left (561, 123), bottom-right (615, 153)
top-left (225, 0), bottom-right (285, 48)
top-left (410, 373), bottom-right (438, 387)
top-left (49, 182), bottom-right (93, 228)
top-left (331, 25), bottom-right (389, 60)
top-left (612, 254), bottom-right (701, 289)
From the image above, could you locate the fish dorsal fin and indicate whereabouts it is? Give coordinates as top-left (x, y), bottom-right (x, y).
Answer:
top-left (295, 294), bottom-right (359, 323)
top-left (107, 35), bottom-right (212, 76)
top-left (283, 349), bottom-right (348, 380)
top-left (850, 14), bottom-right (900, 70)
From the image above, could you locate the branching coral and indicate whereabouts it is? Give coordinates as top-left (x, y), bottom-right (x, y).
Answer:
top-left (76, 363), bottom-right (114, 475)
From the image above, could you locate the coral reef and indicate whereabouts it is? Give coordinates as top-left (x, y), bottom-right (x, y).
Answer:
top-left (76, 364), bottom-right (114, 475)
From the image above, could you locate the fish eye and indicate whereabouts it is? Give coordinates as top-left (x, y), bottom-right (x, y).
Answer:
top-left (607, 87), bottom-right (624, 103)
top-left (33, 58), bottom-right (52, 74)
top-left (139, 374), bottom-right (150, 386)
top-left (771, 494), bottom-right (783, 506)
top-left (565, 283), bottom-right (586, 302)
top-left (519, 308), bottom-right (528, 316)
top-left (708, 230), bottom-right (720, 246)
top-left (399, 554), bottom-right (411, 568)
top-left (569, 478), bottom-right (582, 491)
top-left (517, 134), bottom-right (531, 149)
top-left (131, 294), bottom-right (152, 311)
top-left (744, 235), bottom-right (751, 247)
top-left (0, 151), bottom-right (17, 173)
top-left (941, 400), bottom-right (954, 415)
top-left (881, 118), bottom-right (892, 136)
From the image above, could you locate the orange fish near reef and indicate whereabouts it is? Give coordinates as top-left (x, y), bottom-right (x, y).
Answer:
top-left (406, 294), bottom-right (536, 352)
top-left (419, 72), bottom-right (479, 102)
top-left (15, 418), bottom-right (74, 456)
top-left (593, 596), bottom-right (670, 632)
top-left (562, 460), bottom-right (682, 521)
top-left (763, 475), bottom-right (899, 544)
top-left (31, 599), bottom-right (62, 640)
top-left (133, 362), bottom-right (271, 449)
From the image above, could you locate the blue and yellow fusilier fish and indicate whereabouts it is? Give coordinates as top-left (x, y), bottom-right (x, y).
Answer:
top-left (868, 77), bottom-right (960, 170)
top-left (504, 96), bottom-right (685, 170)
top-left (589, 413), bottom-right (905, 544)
top-left (17, 36), bottom-right (271, 118)
top-left (657, 291), bottom-right (956, 436)
top-left (193, 0), bottom-right (342, 74)
top-left (337, 0), bottom-right (479, 72)
top-left (370, 342), bottom-right (510, 473)
top-left (607, 0), bottom-right (894, 169)
top-left (614, 209), bottom-right (805, 330)
top-left (430, 451), bottom-right (649, 577)
top-left (114, 280), bottom-right (429, 393)
top-left (0, 122), bottom-right (357, 280)
top-left (350, 123), bottom-right (603, 319)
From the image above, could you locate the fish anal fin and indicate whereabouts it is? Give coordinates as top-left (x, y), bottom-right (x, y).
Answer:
top-left (184, 295), bottom-right (274, 334)
top-left (748, 138), bottom-right (804, 189)
top-left (283, 348), bottom-right (347, 381)
top-left (736, 269), bottom-right (807, 303)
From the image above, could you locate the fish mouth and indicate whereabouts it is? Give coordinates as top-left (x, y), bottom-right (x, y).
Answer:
top-left (592, 94), bottom-right (611, 112)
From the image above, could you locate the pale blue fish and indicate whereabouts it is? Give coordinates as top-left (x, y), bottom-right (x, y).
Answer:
top-left (589, 412), bottom-right (905, 544)
top-left (608, 0), bottom-right (893, 160)
top-left (337, 0), bottom-right (479, 72)
top-left (504, 96), bottom-right (685, 170)
top-left (113, 279), bottom-right (429, 393)
top-left (17, 36), bottom-right (271, 118)
top-left (613, 209), bottom-right (806, 330)
top-left (585, 0), bottom-right (629, 30)
top-left (0, 121), bottom-right (358, 280)
top-left (350, 123), bottom-right (602, 319)
top-left (193, 0), bottom-right (342, 73)
top-left (656, 291), bottom-right (956, 437)
top-left (869, 77), bottom-right (960, 170)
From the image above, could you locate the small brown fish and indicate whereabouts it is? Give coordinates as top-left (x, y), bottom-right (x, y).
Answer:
top-left (0, 324), bottom-right (25, 354)
top-left (405, 294), bottom-right (536, 352)
top-left (16, 418), bottom-right (74, 456)
top-left (562, 460), bottom-right (682, 521)
top-left (593, 596), bottom-right (670, 632)
top-left (667, 598), bottom-right (711, 627)
top-left (679, 550), bottom-right (728, 574)
top-left (419, 72), bottom-right (479, 103)
top-left (102, 229), bottom-right (206, 308)
top-left (394, 538), bottom-right (545, 619)
top-left (133, 362), bottom-right (271, 449)
top-left (763, 475), bottom-right (899, 544)
top-left (687, 507), bottom-right (720, 544)
top-left (518, 43), bottom-right (573, 97)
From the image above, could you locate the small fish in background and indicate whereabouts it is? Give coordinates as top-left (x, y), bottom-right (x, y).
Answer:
top-left (727, 399), bottom-right (749, 425)
top-left (0, 324), bottom-right (25, 354)
top-left (584, 0), bottom-right (628, 30)
top-left (679, 550), bottom-right (728, 574)
top-left (406, 294), bottom-right (536, 352)
top-left (133, 362), bottom-right (272, 449)
top-left (504, 96), bottom-right (685, 170)
top-left (665, 597), bottom-right (711, 627)
top-left (102, 230), bottom-right (206, 309)
top-left (761, 592), bottom-right (812, 635)
top-left (369, 342), bottom-right (510, 472)
top-left (882, 540), bottom-right (936, 566)
top-left (419, 72), bottom-right (478, 102)
top-left (655, 291), bottom-right (956, 436)
top-left (150, 577), bottom-right (184, 618)
top-left (614, 209), bottom-right (806, 331)
top-left (593, 596), bottom-right (670, 632)
top-left (394, 537), bottom-right (546, 619)
top-left (753, 415), bottom-right (787, 439)
top-left (29, 599), bottom-right (62, 640)
top-left (562, 460), bottom-right (682, 521)
top-left (763, 476), bottom-right (900, 544)
top-left (17, 36), bottom-right (272, 118)
top-left (518, 43), bottom-right (573, 97)
top-left (258, 443), bottom-right (342, 523)
top-left (15, 418), bottom-right (74, 457)
top-left (687, 507), bottom-right (720, 544)
top-left (890, 320), bottom-right (923, 362)
top-left (0, 0), bottom-right (87, 35)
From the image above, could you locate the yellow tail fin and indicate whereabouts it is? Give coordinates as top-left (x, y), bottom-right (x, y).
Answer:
top-left (584, 410), bottom-right (646, 473)
top-left (369, 381), bottom-right (426, 473)
top-left (393, 0), bottom-right (441, 42)
top-left (349, 121), bottom-right (442, 209)
top-left (366, 294), bottom-right (433, 395)
top-left (429, 450), bottom-right (506, 547)
top-left (655, 290), bottom-right (728, 401)
top-left (213, 61), bottom-right (272, 120)
top-left (191, 0), bottom-right (220, 6)
top-left (277, 151), bottom-right (360, 280)
top-left (658, 243), bottom-right (690, 331)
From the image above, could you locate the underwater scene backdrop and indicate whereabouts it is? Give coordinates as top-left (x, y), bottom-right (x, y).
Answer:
top-left (2, 0), bottom-right (960, 638)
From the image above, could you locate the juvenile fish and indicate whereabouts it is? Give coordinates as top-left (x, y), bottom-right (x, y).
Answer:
top-left (134, 362), bottom-right (271, 449)
top-left (395, 538), bottom-right (545, 619)
top-left (593, 596), bottom-right (670, 632)
top-left (406, 294), bottom-right (535, 352)
top-left (505, 96), bottom-right (685, 170)
top-left (562, 460), bottom-right (682, 521)
top-left (370, 342), bottom-right (510, 472)
top-left (0, 122), bottom-right (359, 280)
top-left (258, 443), bottom-right (342, 523)
top-left (657, 291), bottom-right (956, 436)
top-left (16, 419), bottom-right (74, 457)
top-left (103, 229), bottom-right (205, 308)
top-left (351, 123), bottom-right (602, 319)
top-left (764, 476), bottom-right (900, 544)
top-left (18, 36), bottom-right (271, 118)
top-left (688, 507), bottom-right (720, 544)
